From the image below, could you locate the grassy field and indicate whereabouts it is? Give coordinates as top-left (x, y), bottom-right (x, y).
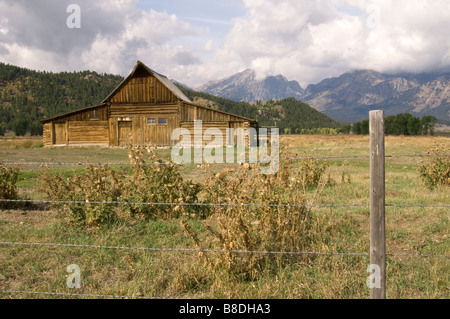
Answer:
top-left (0, 135), bottom-right (448, 299)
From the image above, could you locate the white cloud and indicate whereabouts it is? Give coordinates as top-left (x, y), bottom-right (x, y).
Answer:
top-left (78, 7), bottom-right (203, 75)
top-left (204, 40), bottom-right (213, 52)
top-left (0, 0), bottom-right (202, 76)
top-left (197, 0), bottom-right (450, 87)
top-left (0, 0), bottom-right (449, 88)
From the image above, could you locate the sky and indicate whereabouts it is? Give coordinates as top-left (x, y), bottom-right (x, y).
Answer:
top-left (0, 0), bottom-right (449, 88)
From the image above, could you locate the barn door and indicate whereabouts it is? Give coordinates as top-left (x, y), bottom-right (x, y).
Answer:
top-left (144, 115), bottom-right (177, 147)
top-left (53, 122), bottom-right (67, 145)
top-left (156, 117), bottom-right (169, 146)
top-left (118, 121), bottom-right (132, 146)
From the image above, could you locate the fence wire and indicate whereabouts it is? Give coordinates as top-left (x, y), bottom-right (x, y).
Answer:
top-left (0, 153), bottom-right (448, 166)
top-left (0, 241), bottom-right (369, 257)
top-left (0, 241), bottom-right (448, 258)
top-left (1, 198), bottom-right (449, 208)
top-left (0, 290), bottom-right (166, 299)
top-left (0, 198), bottom-right (370, 208)
top-left (385, 204), bottom-right (450, 208)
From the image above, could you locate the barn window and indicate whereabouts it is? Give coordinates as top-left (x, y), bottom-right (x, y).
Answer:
top-left (158, 118), bottom-right (167, 125)
top-left (147, 118), bottom-right (156, 124)
top-left (90, 109), bottom-right (98, 120)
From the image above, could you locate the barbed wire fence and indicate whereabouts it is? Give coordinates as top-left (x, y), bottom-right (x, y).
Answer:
top-left (0, 123), bottom-right (449, 299)
top-left (0, 153), bottom-right (448, 167)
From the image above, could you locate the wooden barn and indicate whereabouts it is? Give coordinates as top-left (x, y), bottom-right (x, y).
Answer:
top-left (41, 61), bottom-right (258, 148)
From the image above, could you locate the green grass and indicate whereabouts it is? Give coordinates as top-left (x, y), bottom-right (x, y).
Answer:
top-left (0, 135), bottom-right (449, 299)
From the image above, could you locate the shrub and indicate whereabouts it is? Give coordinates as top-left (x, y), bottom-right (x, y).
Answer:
top-left (182, 155), bottom-right (329, 281)
top-left (121, 148), bottom-right (203, 220)
top-left (294, 153), bottom-right (329, 192)
top-left (12, 119), bottom-right (28, 136)
top-left (30, 122), bottom-right (43, 136)
top-left (0, 164), bottom-right (19, 207)
top-left (419, 146), bottom-right (450, 189)
top-left (38, 148), bottom-right (204, 225)
top-left (38, 165), bottom-right (125, 225)
top-left (0, 122), bottom-right (7, 136)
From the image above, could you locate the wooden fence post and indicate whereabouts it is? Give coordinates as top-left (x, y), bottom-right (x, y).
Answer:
top-left (369, 110), bottom-right (386, 299)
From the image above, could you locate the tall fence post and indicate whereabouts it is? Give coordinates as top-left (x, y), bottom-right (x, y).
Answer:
top-left (369, 110), bottom-right (386, 299)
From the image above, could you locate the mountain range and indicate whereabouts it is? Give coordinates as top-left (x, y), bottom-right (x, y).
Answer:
top-left (196, 69), bottom-right (304, 102)
top-left (197, 69), bottom-right (450, 123)
top-left (1, 61), bottom-right (448, 137)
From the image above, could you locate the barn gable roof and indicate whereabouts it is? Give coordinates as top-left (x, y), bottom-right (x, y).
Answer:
top-left (183, 101), bottom-right (257, 123)
top-left (40, 61), bottom-right (257, 124)
top-left (41, 103), bottom-right (107, 124)
top-left (102, 60), bottom-right (192, 104)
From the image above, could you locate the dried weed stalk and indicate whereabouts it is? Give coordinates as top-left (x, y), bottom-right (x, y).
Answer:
top-left (182, 151), bottom-right (330, 281)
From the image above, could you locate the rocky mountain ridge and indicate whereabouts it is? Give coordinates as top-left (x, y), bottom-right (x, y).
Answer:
top-left (197, 69), bottom-right (450, 123)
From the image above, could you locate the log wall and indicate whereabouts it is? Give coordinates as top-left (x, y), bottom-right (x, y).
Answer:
top-left (43, 123), bottom-right (52, 146)
top-left (108, 114), bottom-right (180, 147)
top-left (68, 121), bottom-right (109, 146)
top-left (109, 68), bottom-right (178, 104)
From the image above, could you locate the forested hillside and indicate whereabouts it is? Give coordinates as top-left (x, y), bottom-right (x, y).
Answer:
top-left (351, 113), bottom-right (438, 136)
top-left (0, 62), bottom-right (123, 136)
top-left (178, 87), bottom-right (341, 133)
top-left (256, 98), bottom-right (341, 133)
top-left (0, 62), bottom-right (341, 136)
top-left (177, 86), bottom-right (258, 120)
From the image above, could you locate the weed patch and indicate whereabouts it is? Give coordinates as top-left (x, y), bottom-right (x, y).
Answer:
top-left (418, 146), bottom-right (450, 189)
top-left (0, 164), bottom-right (19, 208)
top-left (182, 154), bottom-right (330, 281)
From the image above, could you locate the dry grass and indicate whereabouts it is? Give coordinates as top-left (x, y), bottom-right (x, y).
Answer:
top-left (0, 134), bottom-right (449, 299)
top-left (0, 137), bottom-right (43, 149)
